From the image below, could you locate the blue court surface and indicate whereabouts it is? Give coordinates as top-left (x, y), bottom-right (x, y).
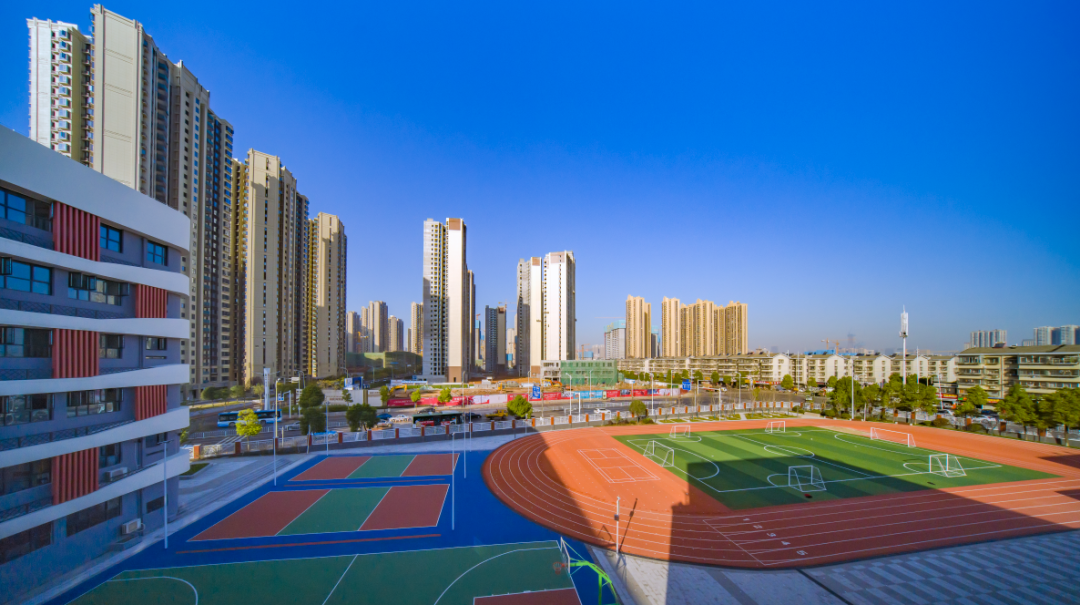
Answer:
top-left (47, 449), bottom-right (617, 605)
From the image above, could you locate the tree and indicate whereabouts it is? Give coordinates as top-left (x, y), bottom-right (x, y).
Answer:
top-left (410, 389), bottom-right (422, 403)
top-left (300, 406), bottom-right (326, 435)
top-left (861, 383), bottom-right (881, 418)
top-left (235, 409), bottom-right (263, 442)
top-left (345, 403), bottom-right (378, 432)
top-left (379, 385), bottom-right (391, 403)
top-left (693, 370), bottom-right (704, 382)
top-left (826, 376), bottom-right (837, 389)
top-left (681, 370), bottom-right (690, 381)
top-left (781, 375), bottom-right (794, 391)
top-left (298, 384), bottom-right (325, 408)
top-left (805, 376), bottom-right (818, 389)
top-left (711, 371), bottom-right (721, 385)
top-left (629, 399), bottom-right (648, 419)
top-left (1041, 388), bottom-right (1080, 447)
top-left (229, 384), bottom-right (247, 400)
top-left (829, 377), bottom-right (863, 415)
top-left (752, 387), bottom-right (762, 404)
top-left (200, 387), bottom-right (220, 401)
top-left (722, 375), bottom-right (731, 386)
top-left (998, 383), bottom-right (1038, 439)
top-left (253, 384), bottom-right (265, 397)
top-left (507, 395), bottom-right (532, 418)
top-left (957, 386), bottom-right (987, 421)
top-left (438, 387), bottom-right (453, 404)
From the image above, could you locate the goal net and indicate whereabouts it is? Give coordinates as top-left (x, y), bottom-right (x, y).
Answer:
top-left (929, 453), bottom-right (966, 478)
top-left (788, 465), bottom-right (826, 492)
top-left (644, 440), bottom-right (675, 468)
top-left (870, 427), bottom-right (916, 448)
top-left (669, 425), bottom-right (691, 439)
top-left (766, 420), bottom-right (786, 433)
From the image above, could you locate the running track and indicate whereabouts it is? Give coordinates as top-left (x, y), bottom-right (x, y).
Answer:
top-left (483, 419), bottom-right (1080, 568)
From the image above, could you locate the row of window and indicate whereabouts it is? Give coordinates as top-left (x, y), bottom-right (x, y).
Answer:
top-left (0, 187), bottom-right (51, 231)
top-left (1, 389), bottom-right (125, 426)
top-left (1, 497), bottom-right (127, 563)
top-left (1, 260), bottom-right (141, 307)
top-left (0, 328), bottom-right (169, 359)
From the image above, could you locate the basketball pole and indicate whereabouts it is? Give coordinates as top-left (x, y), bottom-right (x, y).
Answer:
top-left (451, 430), bottom-right (456, 531)
top-left (615, 496), bottom-right (620, 555)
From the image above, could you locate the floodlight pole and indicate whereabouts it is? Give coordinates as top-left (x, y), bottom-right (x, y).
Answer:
top-left (451, 431), bottom-right (456, 531)
top-left (615, 496), bottom-right (621, 555)
top-left (265, 368), bottom-right (276, 486)
top-left (163, 437), bottom-right (168, 550)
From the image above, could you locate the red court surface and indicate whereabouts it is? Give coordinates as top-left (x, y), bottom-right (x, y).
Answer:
top-left (360, 484), bottom-right (449, 531)
top-left (291, 456), bottom-right (371, 481)
top-left (483, 419), bottom-right (1080, 568)
top-left (475, 588), bottom-right (582, 604)
top-left (192, 489), bottom-right (327, 541)
top-left (402, 453), bottom-right (459, 477)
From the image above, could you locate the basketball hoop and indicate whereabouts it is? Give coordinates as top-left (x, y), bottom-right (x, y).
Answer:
top-left (553, 561), bottom-right (567, 574)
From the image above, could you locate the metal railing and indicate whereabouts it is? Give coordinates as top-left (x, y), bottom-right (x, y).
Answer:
top-left (0, 298), bottom-right (126, 320)
top-left (0, 226), bottom-right (53, 250)
top-left (0, 419), bottom-right (132, 452)
top-left (99, 255), bottom-right (142, 268)
top-left (0, 497), bottom-right (53, 523)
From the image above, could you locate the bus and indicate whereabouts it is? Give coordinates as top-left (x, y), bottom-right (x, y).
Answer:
top-left (217, 409), bottom-right (282, 427)
top-left (411, 410), bottom-right (463, 427)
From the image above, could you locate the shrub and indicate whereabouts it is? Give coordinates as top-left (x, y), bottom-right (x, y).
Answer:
top-left (824, 409), bottom-right (837, 418)
top-left (965, 422), bottom-right (987, 434)
top-left (327, 404), bottom-right (348, 412)
top-left (931, 417), bottom-right (952, 428)
top-left (298, 385), bottom-right (325, 408)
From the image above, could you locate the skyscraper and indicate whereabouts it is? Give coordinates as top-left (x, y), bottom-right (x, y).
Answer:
top-left (305, 213), bottom-right (347, 378)
top-left (1034, 326), bottom-right (1053, 346)
top-left (543, 251), bottom-right (576, 361)
top-left (661, 297), bottom-right (681, 360)
top-left (485, 306), bottom-right (506, 373)
top-left (409, 302), bottom-right (423, 354)
top-left (28, 19), bottom-right (91, 164)
top-left (389, 316), bottom-right (404, 352)
top-left (368, 301), bottom-right (389, 352)
top-left (421, 218), bottom-right (470, 382)
top-left (969, 330), bottom-right (1007, 349)
top-left (626, 295), bottom-right (652, 359)
top-left (724, 301), bottom-right (749, 354)
top-left (515, 259), bottom-right (532, 376)
top-left (605, 321), bottom-right (626, 360)
top-left (1053, 326), bottom-right (1079, 346)
top-left (346, 311), bottom-right (360, 354)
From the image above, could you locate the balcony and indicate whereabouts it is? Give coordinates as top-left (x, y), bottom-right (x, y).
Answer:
top-left (0, 419), bottom-right (132, 452)
top-left (0, 226), bottom-right (53, 250)
top-left (0, 298), bottom-right (124, 320)
top-left (0, 497), bottom-right (52, 524)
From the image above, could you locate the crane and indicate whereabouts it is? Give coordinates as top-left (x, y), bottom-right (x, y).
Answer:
top-left (821, 339), bottom-right (841, 355)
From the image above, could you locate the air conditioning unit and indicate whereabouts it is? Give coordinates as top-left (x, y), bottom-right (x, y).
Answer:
top-left (105, 467), bottom-right (127, 482)
top-left (121, 519), bottom-right (142, 535)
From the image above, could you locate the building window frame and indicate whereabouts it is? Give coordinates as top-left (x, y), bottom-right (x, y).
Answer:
top-left (146, 241), bottom-right (168, 265)
top-left (65, 497), bottom-right (122, 537)
top-left (0, 327), bottom-right (52, 358)
top-left (99, 224), bottom-right (122, 253)
top-left (1, 394), bottom-right (52, 426)
top-left (99, 333), bottom-right (124, 359)
top-left (0, 460), bottom-right (52, 496)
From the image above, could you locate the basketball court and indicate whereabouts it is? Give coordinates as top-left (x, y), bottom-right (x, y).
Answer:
top-left (291, 453), bottom-right (459, 481)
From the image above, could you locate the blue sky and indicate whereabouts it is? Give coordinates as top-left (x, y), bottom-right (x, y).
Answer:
top-left (3, 1), bottom-right (1077, 353)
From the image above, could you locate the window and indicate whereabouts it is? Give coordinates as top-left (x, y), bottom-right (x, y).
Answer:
top-left (0, 460), bottom-right (51, 496)
top-left (99, 443), bottom-right (121, 468)
top-left (65, 497), bottom-right (121, 537)
top-left (145, 338), bottom-right (167, 351)
top-left (100, 225), bottom-right (122, 252)
top-left (145, 432), bottom-right (169, 447)
top-left (65, 389), bottom-right (122, 417)
top-left (0, 522), bottom-right (52, 565)
top-left (146, 241), bottom-right (168, 265)
top-left (0, 327), bottom-right (52, 358)
top-left (146, 496), bottom-right (164, 513)
top-left (1, 260), bottom-right (52, 295)
top-left (100, 334), bottom-right (124, 359)
top-left (2, 394), bottom-right (51, 426)
top-left (68, 273), bottom-right (128, 305)
top-left (0, 187), bottom-right (51, 231)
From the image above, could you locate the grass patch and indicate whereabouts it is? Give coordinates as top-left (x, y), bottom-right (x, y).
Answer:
top-left (182, 462), bottom-right (208, 476)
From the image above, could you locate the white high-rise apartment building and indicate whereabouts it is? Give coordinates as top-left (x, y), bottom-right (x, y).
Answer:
top-left (29, 7), bottom-right (240, 398)
top-left (543, 251), bottom-right (575, 361)
top-left (367, 301), bottom-right (389, 352)
top-left (515, 257), bottom-right (544, 377)
top-left (305, 213), bottom-right (346, 378)
top-left (626, 295), bottom-right (652, 359)
top-left (969, 330), bottom-right (1007, 349)
top-left (409, 302), bottom-right (423, 354)
top-left (421, 218), bottom-right (470, 382)
top-left (1034, 326), bottom-right (1053, 346)
top-left (388, 316), bottom-right (404, 352)
top-left (346, 311), bottom-right (360, 354)
top-left (661, 297), bottom-right (681, 359)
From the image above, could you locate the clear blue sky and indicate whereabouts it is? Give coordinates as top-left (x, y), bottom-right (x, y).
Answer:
top-left (3, 1), bottom-right (1077, 353)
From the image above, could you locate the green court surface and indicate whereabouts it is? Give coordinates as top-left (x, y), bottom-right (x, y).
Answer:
top-left (613, 426), bottom-right (1055, 510)
top-left (347, 455), bottom-right (414, 478)
top-left (278, 487), bottom-right (388, 536)
top-left (69, 541), bottom-right (573, 605)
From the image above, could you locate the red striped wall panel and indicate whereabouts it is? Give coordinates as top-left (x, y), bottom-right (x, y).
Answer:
top-left (52, 329), bottom-right (99, 379)
top-left (135, 284), bottom-right (168, 319)
top-left (135, 385), bottom-right (168, 420)
top-left (52, 202), bottom-right (100, 261)
top-left (52, 449), bottom-right (99, 505)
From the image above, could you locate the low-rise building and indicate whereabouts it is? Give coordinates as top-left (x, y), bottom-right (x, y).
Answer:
top-left (0, 127), bottom-right (190, 598)
top-left (957, 345), bottom-right (1080, 399)
top-left (541, 359), bottom-right (619, 386)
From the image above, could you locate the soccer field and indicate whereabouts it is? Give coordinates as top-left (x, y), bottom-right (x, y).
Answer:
top-left (612, 425), bottom-right (1056, 510)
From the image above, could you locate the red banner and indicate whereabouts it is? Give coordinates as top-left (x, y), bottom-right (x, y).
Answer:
top-left (632, 389), bottom-right (648, 397)
top-left (606, 390), bottom-right (621, 398)
top-left (387, 398), bottom-right (413, 407)
top-left (543, 392), bottom-right (566, 400)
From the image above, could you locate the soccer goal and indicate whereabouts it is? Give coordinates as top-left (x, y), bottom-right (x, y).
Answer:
top-left (929, 453), bottom-right (966, 478)
top-left (788, 465), bottom-right (826, 492)
top-left (766, 420), bottom-right (786, 433)
top-left (644, 440), bottom-right (675, 467)
top-left (870, 427), bottom-right (916, 448)
top-left (669, 425), bottom-right (692, 439)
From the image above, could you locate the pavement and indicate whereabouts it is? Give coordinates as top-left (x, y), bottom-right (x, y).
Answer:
top-left (592, 530), bottom-right (1080, 605)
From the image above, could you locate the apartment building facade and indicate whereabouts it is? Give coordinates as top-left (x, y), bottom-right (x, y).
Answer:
top-left (27, 19), bottom-right (92, 165)
top-left (0, 128), bottom-right (190, 597)
top-left (957, 345), bottom-right (1080, 399)
top-left (543, 251), bottom-right (575, 362)
top-left (421, 218), bottom-right (470, 382)
top-left (408, 302), bottom-right (423, 355)
top-left (604, 320), bottom-right (626, 361)
top-left (625, 295), bottom-right (651, 359)
top-left (305, 213), bottom-right (346, 378)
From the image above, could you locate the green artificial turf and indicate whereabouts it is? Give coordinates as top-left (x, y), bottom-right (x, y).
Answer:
top-left (277, 487), bottom-right (389, 536)
top-left (612, 426), bottom-right (1055, 510)
top-left (346, 455), bottom-right (415, 479)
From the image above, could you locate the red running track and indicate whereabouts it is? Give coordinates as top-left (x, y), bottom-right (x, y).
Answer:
top-left (482, 419), bottom-right (1080, 568)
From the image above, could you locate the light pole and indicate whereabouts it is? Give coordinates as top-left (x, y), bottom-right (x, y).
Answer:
top-left (565, 372), bottom-right (574, 418)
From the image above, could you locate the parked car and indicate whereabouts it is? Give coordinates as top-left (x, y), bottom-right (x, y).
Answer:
top-left (464, 412), bottom-right (485, 422)
top-left (593, 409), bottom-right (612, 415)
top-left (390, 415), bottom-right (412, 424)
top-left (377, 413), bottom-right (392, 421)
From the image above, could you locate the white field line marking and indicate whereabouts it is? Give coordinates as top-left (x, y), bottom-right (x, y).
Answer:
top-left (752, 507), bottom-right (1080, 566)
top-left (431, 484), bottom-right (451, 529)
top-left (275, 489), bottom-right (334, 536)
top-left (321, 554), bottom-right (357, 605)
top-left (432, 546), bottom-right (561, 605)
top-left (473, 587), bottom-right (581, 605)
top-left (734, 434), bottom-right (874, 477)
top-left (577, 448), bottom-right (659, 483)
top-left (625, 439), bottom-right (721, 480)
top-left (729, 499), bottom-right (1080, 547)
top-left (108, 576), bottom-right (199, 604)
top-left (355, 487), bottom-right (392, 531)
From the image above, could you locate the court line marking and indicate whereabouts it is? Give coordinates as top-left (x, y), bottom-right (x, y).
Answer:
top-left (192, 488), bottom-right (331, 541)
top-left (274, 489), bottom-right (333, 537)
top-left (321, 554), bottom-right (357, 605)
top-left (177, 533), bottom-right (438, 554)
top-left (107, 576), bottom-right (199, 604)
top-left (432, 546), bottom-right (562, 605)
top-left (290, 456), bottom-right (371, 482)
top-left (473, 587), bottom-right (582, 604)
top-left (577, 449), bottom-right (659, 483)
